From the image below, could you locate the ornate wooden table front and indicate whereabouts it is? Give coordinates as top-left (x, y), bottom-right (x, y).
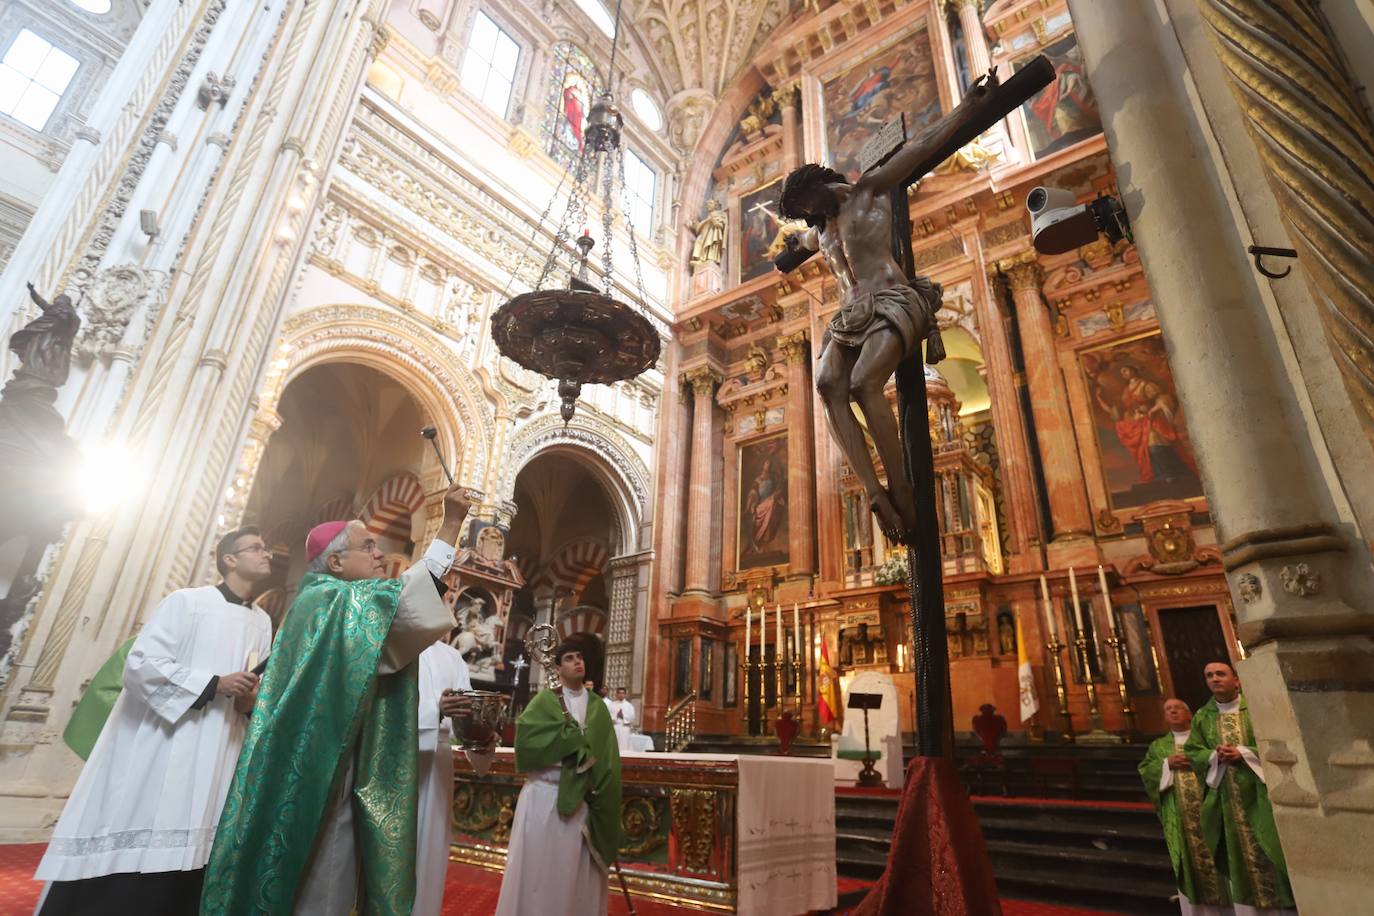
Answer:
top-left (451, 750), bottom-right (836, 914)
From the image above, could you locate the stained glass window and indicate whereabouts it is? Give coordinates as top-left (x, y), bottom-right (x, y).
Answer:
top-left (543, 42), bottom-right (599, 169)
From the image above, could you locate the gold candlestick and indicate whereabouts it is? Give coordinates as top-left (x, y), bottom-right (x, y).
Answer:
top-left (1045, 636), bottom-right (1075, 742)
top-left (1105, 632), bottom-right (1137, 739)
top-left (1075, 632), bottom-right (1123, 744)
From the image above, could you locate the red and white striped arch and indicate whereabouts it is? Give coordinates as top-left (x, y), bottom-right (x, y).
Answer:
top-left (556, 606), bottom-right (608, 638)
top-left (361, 473), bottom-right (425, 543)
top-left (312, 495), bottom-right (354, 526)
top-left (547, 538), bottom-right (609, 599)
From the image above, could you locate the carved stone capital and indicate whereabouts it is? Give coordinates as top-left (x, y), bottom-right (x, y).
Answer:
top-left (998, 252), bottom-right (1043, 293)
top-left (682, 366), bottom-right (723, 398)
top-left (777, 330), bottom-right (809, 365)
top-left (942, 0), bottom-right (983, 14)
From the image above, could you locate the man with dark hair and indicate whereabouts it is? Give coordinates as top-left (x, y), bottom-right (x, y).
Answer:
top-left (1185, 660), bottom-right (1297, 915)
top-left (496, 635), bottom-right (621, 915)
top-left (777, 76), bottom-right (997, 540)
top-left (35, 527), bottom-right (273, 914)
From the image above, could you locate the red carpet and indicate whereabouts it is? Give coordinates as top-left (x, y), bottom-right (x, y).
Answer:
top-left (0, 844), bottom-right (1118, 915)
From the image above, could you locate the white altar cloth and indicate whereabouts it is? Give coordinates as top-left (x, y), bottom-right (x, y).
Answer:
top-left (732, 754), bottom-right (837, 915)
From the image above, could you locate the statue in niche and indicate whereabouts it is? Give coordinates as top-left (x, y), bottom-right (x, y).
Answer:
top-left (454, 596), bottom-right (499, 681)
top-left (998, 612), bottom-right (1016, 656)
top-left (689, 199), bottom-right (728, 266)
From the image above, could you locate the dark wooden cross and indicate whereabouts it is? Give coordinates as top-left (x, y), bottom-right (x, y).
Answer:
top-left (776, 56), bottom-right (1055, 757)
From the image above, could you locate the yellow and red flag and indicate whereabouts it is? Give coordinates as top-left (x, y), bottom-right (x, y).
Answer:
top-left (818, 639), bottom-right (839, 726)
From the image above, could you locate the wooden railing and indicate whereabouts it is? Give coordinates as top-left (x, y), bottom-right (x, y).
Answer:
top-left (664, 691), bottom-right (697, 752)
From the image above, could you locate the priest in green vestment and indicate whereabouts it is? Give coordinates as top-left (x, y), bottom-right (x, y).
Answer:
top-left (1140, 697), bottom-right (1231, 915)
top-left (201, 486), bottom-right (472, 916)
top-left (495, 634), bottom-right (621, 916)
top-left (62, 636), bottom-right (135, 760)
top-left (1185, 660), bottom-right (1297, 916)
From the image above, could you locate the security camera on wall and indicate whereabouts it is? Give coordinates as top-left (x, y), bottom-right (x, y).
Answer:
top-left (1027, 186), bottom-right (1132, 255)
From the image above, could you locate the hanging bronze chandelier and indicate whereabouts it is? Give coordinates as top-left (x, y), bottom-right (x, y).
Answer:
top-left (490, 0), bottom-right (660, 424)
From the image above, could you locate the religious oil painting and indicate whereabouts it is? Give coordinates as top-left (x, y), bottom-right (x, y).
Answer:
top-left (675, 637), bottom-right (692, 698)
top-left (699, 636), bottom-right (715, 701)
top-left (1082, 331), bottom-right (1204, 511)
top-left (1018, 32), bottom-right (1101, 159)
top-left (821, 23), bottom-right (942, 181)
top-left (723, 641), bottom-right (738, 706)
top-left (1117, 604), bottom-right (1160, 696)
top-left (738, 180), bottom-right (785, 283)
top-left (736, 433), bottom-right (790, 570)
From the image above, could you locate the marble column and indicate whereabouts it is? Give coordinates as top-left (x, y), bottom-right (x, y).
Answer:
top-left (1068, 1), bottom-right (1374, 910)
top-left (682, 366), bottom-right (722, 594)
top-left (973, 247), bottom-right (1040, 569)
top-left (949, 0), bottom-right (991, 77)
top-left (777, 84), bottom-right (802, 173)
top-left (778, 330), bottom-right (815, 580)
top-left (999, 255), bottom-right (1095, 560)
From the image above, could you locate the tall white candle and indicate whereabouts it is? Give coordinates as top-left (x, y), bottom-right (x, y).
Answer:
top-left (1069, 566), bottom-right (1085, 634)
top-left (1097, 564), bottom-right (1116, 632)
top-left (760, 600), bottom-right (766, 657)
top-left (775, 603), bottom-right (783, 659)
top-left (745, 605), bottom-right (751, 662)
top-left (1039, 574), bottom-right (1057, 641)
top-left (793, 603), bottom-right (801, 663)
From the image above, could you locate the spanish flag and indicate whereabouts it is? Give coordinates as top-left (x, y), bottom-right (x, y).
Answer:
top-left (1017, 612), bottom-right (1040, 723)
top-left (818, 639), bottom-right (839, 726)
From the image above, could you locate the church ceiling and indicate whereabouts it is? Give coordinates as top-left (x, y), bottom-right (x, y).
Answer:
top-left (631, 0), bottom-right (791, 98)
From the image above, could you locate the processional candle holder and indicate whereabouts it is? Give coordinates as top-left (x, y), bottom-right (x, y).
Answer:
top-left (488, 3), bottom-right (659, 423)
top-left (1104, 632), bottom-right (1137, 740)
top-left (1073, 631), bottom-right (1122, 744)
top-left (1044, 635), bottom-right (1075, 743)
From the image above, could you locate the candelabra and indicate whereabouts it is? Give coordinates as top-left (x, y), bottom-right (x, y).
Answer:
top-left (1044, 635), bottom-right (1075, 743)
top-left (741, 650), bottom-right (756, 732)
top-left (1104, 632), bottom-right (1137, 740)
top-left (1075, 632), bottom-right (1122, 744)
top-left (792, 656), bottom-right (803, 713)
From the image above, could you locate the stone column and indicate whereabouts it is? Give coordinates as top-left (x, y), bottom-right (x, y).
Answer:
top-left (974, 251), bottom-right (1040, 569)
top-left (1068, 2), bottom-right (1374, 910)
top-left (949, 0), bottom-right (992, 76)
top-left (999, 255), bottom-right (1095, 559)
top-left (682, 366), bottom-right (722, 594)
top-left (779, 330), bottom-right (815, 580)
top-left (777, 84), bottom-right (801, 173)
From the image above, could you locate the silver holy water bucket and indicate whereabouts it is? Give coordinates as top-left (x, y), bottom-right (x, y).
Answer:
top-left (449, 690), bottom-right (510, 751)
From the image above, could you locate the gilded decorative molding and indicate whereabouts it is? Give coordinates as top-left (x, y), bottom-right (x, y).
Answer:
top-left (777, 330), bottom-right (809, 365)
top-left (669, 788), bottom-right (716, 872)
top-left (997, 251), bottom-right (1043, 293)
top-left (1199, 0), bottom-right (1374, 448)
top-left (683, 365), bottom-right (723, 398)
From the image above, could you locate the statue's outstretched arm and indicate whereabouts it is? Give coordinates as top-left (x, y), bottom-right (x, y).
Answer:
top-left (26, 282), bottom-right (51, 312)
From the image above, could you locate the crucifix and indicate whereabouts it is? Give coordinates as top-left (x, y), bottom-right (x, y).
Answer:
top-left (775, 57), bottom-right (1055, 760)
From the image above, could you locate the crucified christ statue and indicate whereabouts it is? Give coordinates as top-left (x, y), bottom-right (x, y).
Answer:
top-left (778, 73), bottom-right (1002, 543)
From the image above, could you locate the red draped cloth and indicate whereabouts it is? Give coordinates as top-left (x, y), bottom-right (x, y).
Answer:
top-left (854, 757), bottom-right (1001, 916)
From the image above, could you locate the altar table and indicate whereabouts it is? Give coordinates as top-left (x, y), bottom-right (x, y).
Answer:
top-left (451, 749), bottom-right (837, 914)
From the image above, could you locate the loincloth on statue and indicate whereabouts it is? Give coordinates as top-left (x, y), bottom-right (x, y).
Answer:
top-left (822, 279), bottom-right (946, 363)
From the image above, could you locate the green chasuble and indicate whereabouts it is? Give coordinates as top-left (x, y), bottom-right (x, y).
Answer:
top-left (1139, 732), bottom-right (1228, 906)
top-left (1185, 696), bottom-right (1295, 910)
top-left (62, 636), bottom-right (136, 760)
top-left (201, 573), bottom-right (420, 916)
top-left (514, 687), bottom-right (622, 869)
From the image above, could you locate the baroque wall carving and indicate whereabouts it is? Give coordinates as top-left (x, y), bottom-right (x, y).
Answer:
top-left (73, 265), bottom-right (169, 364)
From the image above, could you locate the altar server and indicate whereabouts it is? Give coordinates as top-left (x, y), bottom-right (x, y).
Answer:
top-left (35, 527), bottom-right (273, 914)
top-left (202, 486), bottom-right (469, 915)
top-left (608, 687), bottom-right (636, 752)
top-left (496, 635), bottom-right (621, 916)
top-left (415, 640), bottom-right (471, 916)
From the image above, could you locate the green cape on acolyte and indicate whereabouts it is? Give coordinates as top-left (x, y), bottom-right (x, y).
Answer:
top-left (201, 572), bottom-right (420, 916)
top-left (1185, 696), bottom-right (1295, 910)
top-left (62, 636), bottom-right (135, 760)
top-left (1138, 732), bottom-right (1229, 906)
top-left (514, 687), bottom-right (622, 869)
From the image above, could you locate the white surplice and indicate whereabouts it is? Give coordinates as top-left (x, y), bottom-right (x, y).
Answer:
top-left (294, 540), bottom-right (456, 915)
top-left (495, 685), bottom-right (607, 916)
top-left (34, 587), bottom-right (271, 882)
top-left (415, 642), bottom-right (471, 916)
top-left (607, 699), bottom-right (636, 751)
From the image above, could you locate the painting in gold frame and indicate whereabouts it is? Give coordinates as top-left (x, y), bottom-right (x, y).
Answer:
top-left (1081, 329), bottom-right (1203, 512)
top-left (736, 432), bottom-right (790, 570)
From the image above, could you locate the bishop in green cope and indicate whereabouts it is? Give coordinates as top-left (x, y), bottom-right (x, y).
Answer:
top-left (1139, 697), bottom-right (1231, 915)
top-left (495, 636), bottom-right (622, 916)
top-left (201, 485), bottom-right (472, 916)
top-left (1185, 661), bottom-right (1297, 916)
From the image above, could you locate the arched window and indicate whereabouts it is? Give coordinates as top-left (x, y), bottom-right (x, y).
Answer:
top-left (542, 42), bottom-right (599, 168)
top-left (630, 88), bottom-right (662, 131)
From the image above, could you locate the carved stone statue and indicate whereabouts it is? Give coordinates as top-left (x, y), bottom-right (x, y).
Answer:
top-left (689, 199), bottom-right (728, 266)
top-left (454, 596), bottom-right (499, 680)
top-left (11, 283), bottom-right (80, 390)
